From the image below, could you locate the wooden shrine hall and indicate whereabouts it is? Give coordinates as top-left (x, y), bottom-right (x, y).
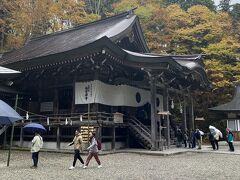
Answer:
top-left (0, 10), bottom-right (211, 151)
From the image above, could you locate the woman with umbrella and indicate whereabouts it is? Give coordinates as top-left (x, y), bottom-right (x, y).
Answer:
top-left (209, 125), bottom-right (222, 150)
top-left (30, 130), bottom-right (43, 168)
top-left (23, 123), bottom-right (45, 168)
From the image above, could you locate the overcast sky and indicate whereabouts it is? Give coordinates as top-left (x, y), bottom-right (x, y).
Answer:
top-left (214, 0), bottom-right (240, 5)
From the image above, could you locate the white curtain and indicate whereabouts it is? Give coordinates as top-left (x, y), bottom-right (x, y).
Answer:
top-left (75, 80), bottom-right (163, 111)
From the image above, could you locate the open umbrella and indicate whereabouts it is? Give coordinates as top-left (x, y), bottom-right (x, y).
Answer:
top-left (0, 100), bottom-right (23, 166)
top-left (209, 125), bottom-right (223, 139)
top-left (23, 123), bottom-right (46, 134)
top-left (0, 100), bottom-right (22, 125)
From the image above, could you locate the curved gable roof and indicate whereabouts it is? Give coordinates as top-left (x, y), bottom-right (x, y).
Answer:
top-left (1, 11), bottom-right (148, 65)
top-left (209, 86), bottom-right (240, 112)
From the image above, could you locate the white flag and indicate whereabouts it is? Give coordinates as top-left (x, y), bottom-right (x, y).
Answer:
top-left (47, 117), bottom-right (49, 125)
top-left (65, 118), bottom-right (68, 125)
top-left (26, 112), bottom-right (29, 120)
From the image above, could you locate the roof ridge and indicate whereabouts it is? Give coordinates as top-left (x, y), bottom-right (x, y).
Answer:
top-left (29, 10), bottom-right (134, 43)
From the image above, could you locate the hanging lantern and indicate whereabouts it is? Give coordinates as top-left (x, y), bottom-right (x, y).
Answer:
top-left (171, 99), bottom-right (174, 109)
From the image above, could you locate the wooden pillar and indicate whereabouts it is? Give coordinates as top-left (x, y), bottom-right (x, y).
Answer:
top-left (111, 126), bottom-right (115, 151)
top-left (189, 94), bottom-right (195, 130)
top-left (17, 92), bottom-right (23, 147)
top-left (183, 96), bottom-right (187, 131)
top-left (7, 93), bottom-right (18, 166)
top-left (19, 124), bottom-right (23, 147)
top-left (71, 73), bottom-right (77, 114)
top-left (150, 76), bottom-right (157, 150)
top-left (163, 87), bottom-right (170, 148)
top-left (53, 87), bottom-right (59, 115)
top-left (98, 126), bottom-right (102, 143)
top-left (126, 128), bottom-right (130, 148)
top-left (56, 126), bottom-right (61, 150)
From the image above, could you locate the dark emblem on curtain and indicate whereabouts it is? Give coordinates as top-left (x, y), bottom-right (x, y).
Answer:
top-left (136, 92), bottom-right (141, 103)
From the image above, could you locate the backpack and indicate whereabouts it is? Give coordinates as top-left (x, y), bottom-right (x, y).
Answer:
top-left (195, 131), bottom-right (201, 139)
top-left (97, 140), bottom-right (102, 150)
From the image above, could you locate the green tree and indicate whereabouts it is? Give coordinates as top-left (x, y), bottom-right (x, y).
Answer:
top-left (218, 0), bottom-right (231, 12)
top-left (230, 3), bottom-right (240, 38)
top-left (203, 37), bottom-right (240, 63)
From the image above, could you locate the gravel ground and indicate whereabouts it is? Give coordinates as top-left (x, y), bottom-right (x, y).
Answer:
top-left (0, 150), bottom-right (240, 180)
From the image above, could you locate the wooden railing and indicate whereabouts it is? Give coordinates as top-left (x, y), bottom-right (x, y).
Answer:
top-left (17, 112), bottom-right (115, 126)
top-left (128, 116), bottom-right (152, 145)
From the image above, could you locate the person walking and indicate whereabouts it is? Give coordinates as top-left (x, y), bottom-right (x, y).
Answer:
top-left (176, 129), bottom-right (183, 148)
top-left (195, 129), bottom-right (202, 150)
top-left (183, 129), bottom-right (188, 148)
top-left (68, 129), bottom-right (84, 170)
top-left (209, 125), bottom-right (222, 150)
top-left (83, 132), bottom-right (102, 169)
top-left (208, 132), bottom-right (216, 150)
top-left (188, 129), bottom-right (194, 148)
top-left (226, 128), bottom-right (235, 152)
top-left (31, 131), bottom-right (43, 168)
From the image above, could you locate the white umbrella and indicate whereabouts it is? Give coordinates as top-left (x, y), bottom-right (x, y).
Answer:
top-left (209, 125), bottom-right (222, 139)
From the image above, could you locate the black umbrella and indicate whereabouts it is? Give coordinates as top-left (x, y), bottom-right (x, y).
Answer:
top-left (0, 100), bottom-right (23, 166)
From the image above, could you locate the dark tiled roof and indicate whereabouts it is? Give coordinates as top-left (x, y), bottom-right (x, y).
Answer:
top-left (124, 50), bottom-right (211, 88)
top-left (209, 86), bottom-right (240, 111)
top-left (1, 11), bottom-right (148, 65)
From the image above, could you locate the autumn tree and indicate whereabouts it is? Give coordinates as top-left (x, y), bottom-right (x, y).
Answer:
top-left (0, 0), bottom-right (100, 51)
top-left (163, 0), bottom-right (216, 11)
